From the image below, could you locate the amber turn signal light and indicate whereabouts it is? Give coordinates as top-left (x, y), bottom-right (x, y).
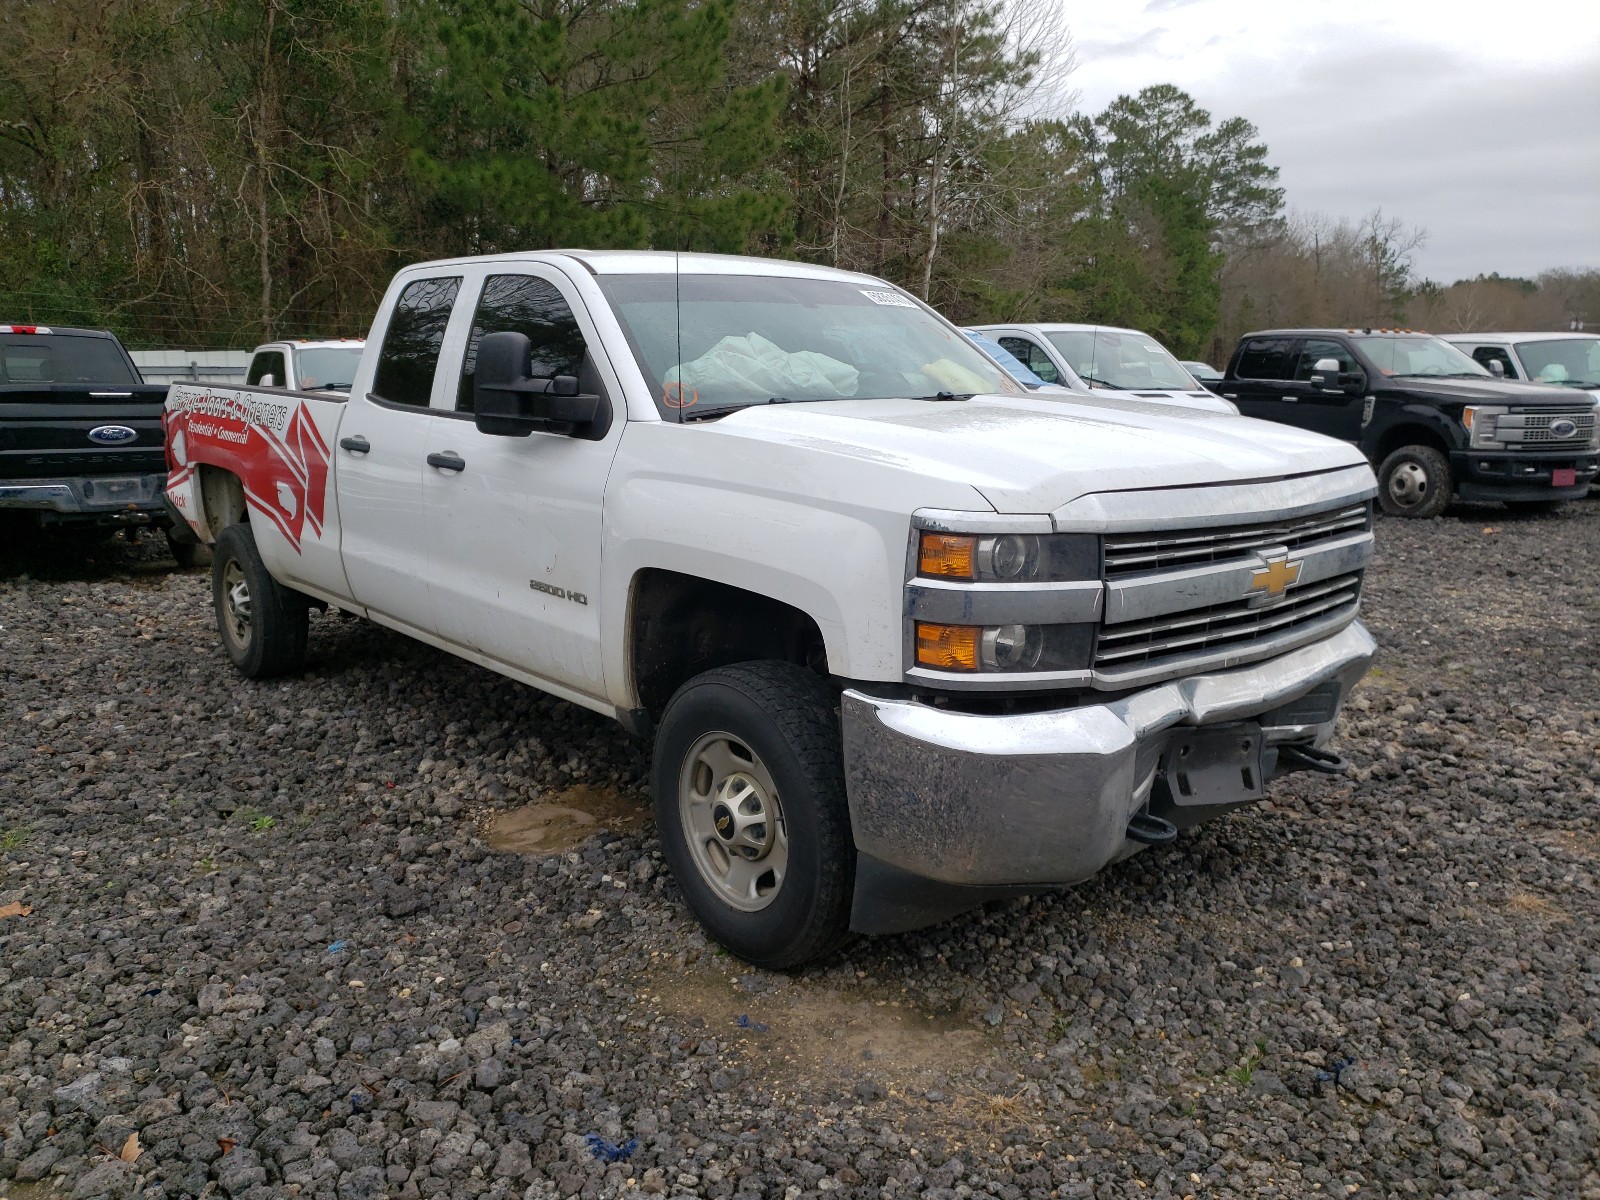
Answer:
top-left (918, 533), bottom-right (976, 579)
top-left (915, 622), bottom-right (980, 671)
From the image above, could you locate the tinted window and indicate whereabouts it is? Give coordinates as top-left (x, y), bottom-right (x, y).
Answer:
top-left (457, 275), bottom-right (588, 413)
top-left (248, 350), bottom-right (286, 386)
top-left (0, 334), bottom-right (139, 386)
top-left (1294, 339), bottom-right (1356, 381)
top-left (998, 337), bottom-right (1058, 383)
top-left (372, 276), bottom-right (462, 407)
top-left (1470, 346), bottom-right (1517, 378)
top-left (1235, 338), bottom-right (1294, 381)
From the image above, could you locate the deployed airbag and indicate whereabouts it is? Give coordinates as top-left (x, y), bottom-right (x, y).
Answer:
top-left (666, 332), bottom-right (859, 401)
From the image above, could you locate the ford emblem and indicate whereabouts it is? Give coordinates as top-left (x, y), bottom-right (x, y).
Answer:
top-left (88, 424), bottom-right (138, 445)
top-left (1550, 418), bottom-right (1578, 439)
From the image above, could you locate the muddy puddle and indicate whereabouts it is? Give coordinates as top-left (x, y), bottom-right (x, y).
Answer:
top-left (482, 784), bottom-right (652, 855)
top-left (642, 965), bottom-right (998, 1101)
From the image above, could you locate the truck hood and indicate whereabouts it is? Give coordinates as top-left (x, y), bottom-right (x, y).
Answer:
top-left (693, 393), bottom-right (1367, 514)
top-left (1378, 376), bottom-right (1596, 406)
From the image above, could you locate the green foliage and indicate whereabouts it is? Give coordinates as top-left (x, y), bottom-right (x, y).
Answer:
top-left (402, 0), bottom-right (787, 255)
top-left (0, 826), bottom-right (32, 851)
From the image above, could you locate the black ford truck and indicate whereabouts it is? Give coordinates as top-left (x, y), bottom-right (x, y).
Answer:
top-left (0, 324), bottom-right (198, 559)
top-left (1212, 329), bottom-right (1599, 517)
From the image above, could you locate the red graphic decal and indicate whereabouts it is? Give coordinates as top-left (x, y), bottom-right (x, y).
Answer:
top-left (165, 390), bottom-right (333, 555)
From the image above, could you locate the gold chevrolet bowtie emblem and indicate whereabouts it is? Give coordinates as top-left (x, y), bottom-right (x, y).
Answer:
top-left (1249, 555), bottom-right (1302, 599)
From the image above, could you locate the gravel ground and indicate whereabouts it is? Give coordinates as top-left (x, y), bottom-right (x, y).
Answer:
top-left (2, 502), bottom-right (1597, 1200)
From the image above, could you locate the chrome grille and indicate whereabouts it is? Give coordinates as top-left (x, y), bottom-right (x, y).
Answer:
top-left (1096, 573), bottom-right (1362, 668)
top-left (1103, 504), bottom-right (1369, 578)
top-left (1505, 406), bottom-right (1595, 445)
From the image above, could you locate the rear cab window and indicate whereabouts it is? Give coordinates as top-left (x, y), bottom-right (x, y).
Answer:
top-left (0, 333), bottom-right (140, 387)
top-left (372, 277), bottom-right (463, 408)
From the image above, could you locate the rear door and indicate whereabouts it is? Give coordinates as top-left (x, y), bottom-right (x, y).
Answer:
top-left (334, 275), bottom-right (461, 635)
top-left (1289, 337), bottom-right (1365, 441)
top-left (421, 266), bottom-right (624, 701)
top-left (1226, 337), bottom-right (1301, 426)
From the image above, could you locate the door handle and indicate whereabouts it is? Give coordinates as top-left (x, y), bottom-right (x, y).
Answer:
top-left (427, 451), bottom-right (466, 473)
top-left (1281, 396), bottom-right (1298, 402)
top-left (1221, 393), bottom-right (1238, 400)
top-left (339, 435), bottom-right (370, 454)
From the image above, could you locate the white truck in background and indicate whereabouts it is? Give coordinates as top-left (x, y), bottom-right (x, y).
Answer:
top-left (246, 339), bottom-right (365, 393)
top-left (164, 251), bottom-right (1377, 968)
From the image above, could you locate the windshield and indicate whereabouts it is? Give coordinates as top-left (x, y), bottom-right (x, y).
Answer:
top-left (1514, 337), bottom-right (1600, 388)
top-left (1352, 335), bottom-right (1488, 378)
top-left (1183, 360), bottom-right (1222, 381)
top-left (594, 273), bottom-right (1020, 417)
top-left (1044, 329), bottom-right (1196, 390)
top-left (963, 329), bottom-right (1050, 388)
top-left (294, 346), bottom-right (363, 390)
top-left (0, 333), bottom-right (139, 386)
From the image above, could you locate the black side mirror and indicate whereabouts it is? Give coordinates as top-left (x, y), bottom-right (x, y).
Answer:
top-left (473, 331), bottom-right (603, 438)
top-left (1342, 370), bottom-right (1367, 396)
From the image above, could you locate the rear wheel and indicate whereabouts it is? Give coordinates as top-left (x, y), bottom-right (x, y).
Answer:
top-left (652, 661), bottom-right (854, 970)
top-left (1377, 444), bottom-right (1452, 518)
top-left (211, 523), bottom-right (308, 678)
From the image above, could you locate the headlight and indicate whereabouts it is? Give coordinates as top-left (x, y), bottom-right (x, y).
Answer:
top-left (914, 621), bottom-right (1093, 673)
top-left (918, 531), bottom-right (1097, 582)
top-left (1462, 405), bottom-right (1508, 449)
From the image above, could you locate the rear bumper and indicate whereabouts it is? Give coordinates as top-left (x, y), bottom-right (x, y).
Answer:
top-left (0, 473), bottom-right (169, 517)
top-left (1451, 449), bottom-right (1598, 501)
top-left (841, 620), bottom-right (1375, 933)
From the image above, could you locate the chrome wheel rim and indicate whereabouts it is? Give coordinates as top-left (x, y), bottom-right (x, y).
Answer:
top-left (221, 559), bottom-right (253, 651)
top-left (678, 733), bottom-right (787, 912)
top-left (1388, 461), bottom-right (1430, 509)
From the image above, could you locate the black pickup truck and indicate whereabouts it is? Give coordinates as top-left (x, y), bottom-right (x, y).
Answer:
top-left (0, 324), bottom-right (199, 559)
top-left (1211, 329), bottom-right (1599, 517)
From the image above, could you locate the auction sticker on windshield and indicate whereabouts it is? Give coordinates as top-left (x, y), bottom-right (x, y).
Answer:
top-left (860, 288), bottom-right (916, 307)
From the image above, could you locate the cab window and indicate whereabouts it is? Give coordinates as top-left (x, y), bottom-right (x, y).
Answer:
top-left (372, 276), bottom-right (463, 408)
top-left (248, 350), bottom-right (286, 387)
top-left (1235, 338), bottom-right (1294, 381)
top-left (1293, 339), bottom-right (1356, 381)
top-left (997, 337), bottom-right (1059, 384)
top-left (1471, 346), bottom-right (1518, 378)
top-left (457, 275), bottom-right (588, 413)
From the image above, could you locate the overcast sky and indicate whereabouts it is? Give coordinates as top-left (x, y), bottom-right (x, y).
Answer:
top-left (1048, 0), bottom-right (1600, 284)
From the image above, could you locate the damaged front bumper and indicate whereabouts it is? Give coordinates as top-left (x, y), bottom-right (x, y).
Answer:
top-left (841, 620), bottom-right (1376, 933)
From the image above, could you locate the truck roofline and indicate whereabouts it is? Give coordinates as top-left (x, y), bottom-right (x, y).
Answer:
top-left (393, 248), bottom-right (889, 285)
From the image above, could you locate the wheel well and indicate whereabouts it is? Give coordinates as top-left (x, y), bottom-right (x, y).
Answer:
top-left (198, 465), bottom-right (247, 539)
top-left (1373, 424), bottom-right (1449, 465)
top-left (629, 569), bottom-right (829, 717)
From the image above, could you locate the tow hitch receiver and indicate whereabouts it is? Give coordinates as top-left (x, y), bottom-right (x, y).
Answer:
top-left (1164, 724), bottom-right (1267, 807)
top-left (1276, 743), bottom-right (1348, 775)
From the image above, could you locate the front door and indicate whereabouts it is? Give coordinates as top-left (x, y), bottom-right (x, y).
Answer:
top-left (1290, 337), bottom-right (1365, 441)
top-left (422, 268), bottom-right (624, 702)
top-left (336, 274), bottom-right (462, 635)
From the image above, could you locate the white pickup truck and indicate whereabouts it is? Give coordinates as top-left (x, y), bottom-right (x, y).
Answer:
top-left (164, 251), bottom-right (1378, 968)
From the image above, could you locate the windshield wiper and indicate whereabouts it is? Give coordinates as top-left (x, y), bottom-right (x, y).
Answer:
top-left (911, 391), bottom-right (972, 401)
top-left (679, 396), bottom-right (798, 423)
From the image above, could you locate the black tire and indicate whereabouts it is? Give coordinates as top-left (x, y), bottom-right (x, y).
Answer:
top-left (1505, 499), bottom-right (1564, 515)
top-left (651, 661), bottom-right (854, 970)
top-left (211, 522), bottom-right (308, 679)
top-left (167, 527), bottom-right (212, 569)
top-left (1377, 444), bottom-right (1452, 518)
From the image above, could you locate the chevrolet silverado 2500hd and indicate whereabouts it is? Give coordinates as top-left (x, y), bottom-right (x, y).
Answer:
top-left (165, 251), bottom-right (1378, 968)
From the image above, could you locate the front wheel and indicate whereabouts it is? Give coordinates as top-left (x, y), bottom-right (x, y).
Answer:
top-left (1377, 444), bottom-right (1452, 518)
top-left (651, 661), bottom-right (854, 970)
top-left (211, 523), bottom-right (308, 678)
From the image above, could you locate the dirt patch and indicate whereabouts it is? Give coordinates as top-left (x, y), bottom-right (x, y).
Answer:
top-left (1505, 891), bottom-right (1565, 920)
top-left (482, 785), bottom-right (651, 855)
top-left (640, 964), bottom-right (996, 1099)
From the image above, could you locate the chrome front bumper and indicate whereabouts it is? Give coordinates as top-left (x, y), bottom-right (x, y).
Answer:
top-left (841, 621), bottom-right (1375, 924)
top-left (0, 474), bottom-right (168, 515)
